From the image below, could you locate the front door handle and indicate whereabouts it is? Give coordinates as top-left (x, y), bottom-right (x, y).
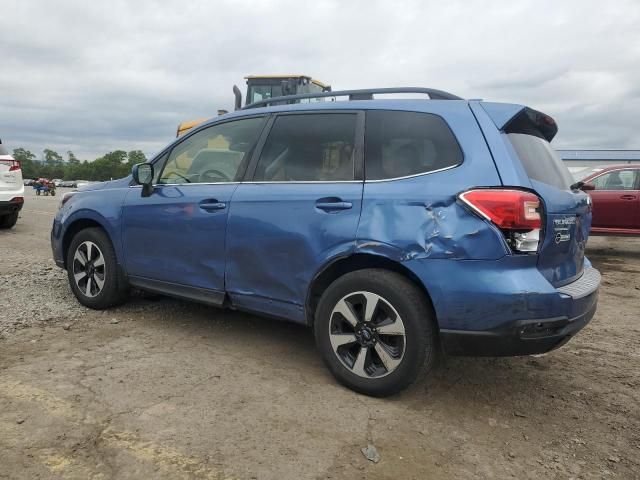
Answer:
top-left (620, 194), bottom-right (637, 200)
top-left (199, 200), bottom-right (226, 211)
top-left (315, 198), bottom-right (353, 211)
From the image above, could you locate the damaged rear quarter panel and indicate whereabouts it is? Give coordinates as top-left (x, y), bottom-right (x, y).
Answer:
top-left (356, 101), bottom-right (506, 262)
top-left (356, 184), bottom-right (507, 262)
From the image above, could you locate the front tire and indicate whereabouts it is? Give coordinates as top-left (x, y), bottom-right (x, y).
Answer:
top-left (66, 227), bottom-right (128, 309)
top-left (314, 269), bottom-right (436, 397)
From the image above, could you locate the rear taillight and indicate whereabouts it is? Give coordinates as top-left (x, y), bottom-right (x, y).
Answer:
top-left (459, 189), bottom-right (543, 253)
top-left (0, 159), bottom-right (21, 171)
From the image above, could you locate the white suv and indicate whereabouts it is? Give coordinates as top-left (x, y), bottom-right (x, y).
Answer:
top-left (0, 140), bottom-right (24, 229)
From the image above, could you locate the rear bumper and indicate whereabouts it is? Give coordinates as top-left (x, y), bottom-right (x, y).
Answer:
top-left (0, 198), bottom-right (24, 215)
top-left (440, 267), bottom-right (600, 356)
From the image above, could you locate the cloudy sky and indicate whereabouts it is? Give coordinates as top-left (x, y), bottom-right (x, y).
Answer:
top-left (1, 0), bottom-right (639, 160)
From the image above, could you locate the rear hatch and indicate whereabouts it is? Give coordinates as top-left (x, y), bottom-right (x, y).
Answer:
top-left (501, 108), bottom-right (591, 287)
top-left (0, 143), bottom-right (22, 193)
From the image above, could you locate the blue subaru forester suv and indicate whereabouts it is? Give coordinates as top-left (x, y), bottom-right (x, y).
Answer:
top-left (52, 88), bottom-right (600, 396)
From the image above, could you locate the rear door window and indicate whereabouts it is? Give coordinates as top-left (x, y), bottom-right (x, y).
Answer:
top-left (364, 110), bottom-right (463, 180)
top-left (507, 133), bottom-right (574, 190)
top-left (253, 113), bottom-right (357, 181)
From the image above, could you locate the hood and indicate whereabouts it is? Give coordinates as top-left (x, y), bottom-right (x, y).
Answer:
top-left (77, 176), bottom-right (132, 192)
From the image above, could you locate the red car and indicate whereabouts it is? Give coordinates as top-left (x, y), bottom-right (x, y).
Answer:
top-left (578, 165), bottom-right (640, 235)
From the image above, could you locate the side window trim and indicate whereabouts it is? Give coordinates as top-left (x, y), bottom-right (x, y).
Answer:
top-left (364, 162), bottom-right (461, 183)
top-left (151, 150), bottom-right (170, 184)
top-left (244, 114), bottom-right (276, 181)
top-left (353, 111), bottom-right (365, 181)
top-left (156, 115), bottom-right (267, 186)
top-left (244, 110), bottom-right (365, 183)
top-left (232, 115), bottom-right (271, 182)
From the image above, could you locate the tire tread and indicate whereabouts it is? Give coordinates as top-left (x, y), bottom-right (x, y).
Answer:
top-left (66, 227), bottom-right (128, 309)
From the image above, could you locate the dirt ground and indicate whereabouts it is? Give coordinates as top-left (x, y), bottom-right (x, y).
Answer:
top-left (1, 189), bottom-right (639, 480)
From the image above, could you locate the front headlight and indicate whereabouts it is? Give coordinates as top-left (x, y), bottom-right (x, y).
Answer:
top-left (59, 191), bottom-right (77, 209)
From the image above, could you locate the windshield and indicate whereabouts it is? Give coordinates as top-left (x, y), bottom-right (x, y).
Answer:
top-left (248, 84), bottom-right (283, 104)
top-left (572, 167), bottom-right (604, 181)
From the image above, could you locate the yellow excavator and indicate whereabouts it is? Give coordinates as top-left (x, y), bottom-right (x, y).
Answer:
top-left (175, 74), bottom-right (331, 137)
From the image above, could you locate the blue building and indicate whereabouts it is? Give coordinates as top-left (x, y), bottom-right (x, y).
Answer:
top-left (558, 150), bottom-right (640, 175)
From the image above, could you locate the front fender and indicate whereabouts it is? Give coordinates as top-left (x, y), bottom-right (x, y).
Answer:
top-left (57, 188), bottom-right (128, 264)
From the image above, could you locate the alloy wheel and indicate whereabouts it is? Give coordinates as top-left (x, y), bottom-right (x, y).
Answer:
top-left (72, 241), bottom-right (106, 298)
top-left (329, 291), bottom-right (406, 378)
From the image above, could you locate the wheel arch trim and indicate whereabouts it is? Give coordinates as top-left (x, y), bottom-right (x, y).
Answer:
top-left (305, 252), bottom-right (438, 328)
top-left (61, 211), bottom-right (119, 269)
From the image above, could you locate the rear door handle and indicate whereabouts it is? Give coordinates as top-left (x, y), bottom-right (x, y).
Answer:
top-left (199, 199), bottom-right (226, 211)
top-left (315, 198), bottom-right (353, 211)
top-left (620, 195), bottom-right (637, 200)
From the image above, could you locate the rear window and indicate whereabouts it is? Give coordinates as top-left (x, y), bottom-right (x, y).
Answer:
top-left (365, 111), bottom-right (463, 180)
top-left (254, 113), bottom-right (357, 181)
top-left (507, 133), bottom-right (574, 190)
top-left (573, 167), bottom-right (603, 181)
top-left (0, 144), bottom-right (9, 156)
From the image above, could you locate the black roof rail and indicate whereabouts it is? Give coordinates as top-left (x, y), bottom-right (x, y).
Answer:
top-left (242, 87), bottom-right (463, 109)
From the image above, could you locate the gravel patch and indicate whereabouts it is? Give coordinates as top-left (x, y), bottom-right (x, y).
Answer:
top-left (0, 247), bottom-right (88, 337)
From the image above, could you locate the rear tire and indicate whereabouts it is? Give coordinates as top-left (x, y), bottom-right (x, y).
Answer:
top-left (0, 213), bottom-right (18, 229)
top-left (314, 269), bottom-right (436, 397)
top-left (66, 227), bottom-right (128, 309)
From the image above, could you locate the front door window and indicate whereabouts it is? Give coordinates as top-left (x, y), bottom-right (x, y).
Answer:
top-left (592, 170), bottom-right (638, 190)
top-left (158, 117), bottom-right (265, 184)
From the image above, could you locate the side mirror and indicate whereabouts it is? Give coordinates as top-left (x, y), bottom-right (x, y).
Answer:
top-left (132, 163), bottom-right (154, 197)
top-left (581, 182), bottom-right (595, 191)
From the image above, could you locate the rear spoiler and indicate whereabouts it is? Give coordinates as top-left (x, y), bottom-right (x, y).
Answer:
top-left (480, 102), bottom-right (558, 142)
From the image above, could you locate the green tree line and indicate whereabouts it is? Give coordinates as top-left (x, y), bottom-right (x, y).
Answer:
top-left (12, 148), bottom-right (147, 181)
